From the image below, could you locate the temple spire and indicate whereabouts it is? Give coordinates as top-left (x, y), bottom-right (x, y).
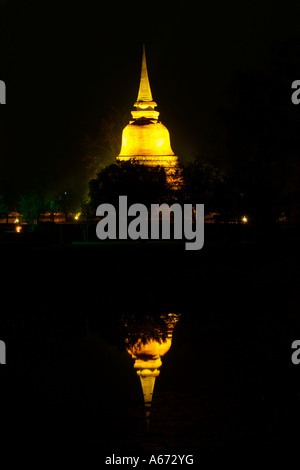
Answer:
top-left (137, 44), bottom-right (153, 102)
top-left (117, 44), bottom-right (180, 185)
top-left (139, 373), bottom-right (157, 431)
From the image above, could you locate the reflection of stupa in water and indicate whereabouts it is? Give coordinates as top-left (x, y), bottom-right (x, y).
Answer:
top-left (125, 313), bottom-right (179, 430)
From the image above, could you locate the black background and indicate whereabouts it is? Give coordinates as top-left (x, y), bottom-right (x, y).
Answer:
top-left (1, 0), bottom-right (300, 467)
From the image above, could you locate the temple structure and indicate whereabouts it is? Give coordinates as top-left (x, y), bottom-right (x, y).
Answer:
top-left (125, 313), bottom-right (180, 430)
top-left (116, 46), bottom-right (179, 182)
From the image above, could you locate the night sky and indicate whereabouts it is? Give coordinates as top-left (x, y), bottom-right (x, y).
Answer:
top-left (1, 0), bottom-right (300, 203)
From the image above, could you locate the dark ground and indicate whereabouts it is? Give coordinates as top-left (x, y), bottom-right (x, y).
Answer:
top-left (0, 223), bottom-right (299, 466)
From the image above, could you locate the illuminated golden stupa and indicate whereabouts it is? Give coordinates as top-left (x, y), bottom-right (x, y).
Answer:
top-left (117, 46), bottom-right (179, 179)
top-left (125, 313), bottom-right (179, 430)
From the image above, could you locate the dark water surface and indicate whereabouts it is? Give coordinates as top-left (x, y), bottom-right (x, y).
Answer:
top-left (1, 227), bottom-right (299, 463)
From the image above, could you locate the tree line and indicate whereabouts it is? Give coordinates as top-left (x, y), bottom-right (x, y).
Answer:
top-left (0, 152), bottom-right (298, 232)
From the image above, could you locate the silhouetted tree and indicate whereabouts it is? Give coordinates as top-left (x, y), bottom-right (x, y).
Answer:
top-left (121, 312), bottom-right (173, 350)
top-left (18, 190), bottom-right (44, 229)
top-left (88, 161), bottom-right (172, 210)
top-left (44, 196), bottom-right (61, 222)
top-left (79, 200), bottom-right (94, 241)
top-left (180, 157), bottom-right (242, 220)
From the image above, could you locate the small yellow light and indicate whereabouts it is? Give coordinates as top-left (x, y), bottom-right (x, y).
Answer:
top-left (16, 225), bottom-right (22, 233)
top-left (241, 215), bottom-right (248, 223)
top-left (14, 218), bottom-right (19, 224)
top-left (74, 212), bottom-right (81, 220)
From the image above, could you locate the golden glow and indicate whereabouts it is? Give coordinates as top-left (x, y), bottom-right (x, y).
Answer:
top-left (241, 215), bottom-right (248, 223)
top-left (156, 138), bottom-right (164, 148)
top-left (118, 121), bottom-right (175, 157)
top-left (126, 313), bottom-right (180, 429)
top-left (14, 218), bottom-right (19, 224)
top-left (15, 225), bottom-right (22, 233)
top-left (116, 45), bottom-right (180, 186)
top-left (74, 212), bottom-right (81, 220)
top-left (117, 155), bottom-right (178, 166)
top-left (136, 44), bottom-right (153, 103)
top-left (131, 108), bottom-right (159, 120)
